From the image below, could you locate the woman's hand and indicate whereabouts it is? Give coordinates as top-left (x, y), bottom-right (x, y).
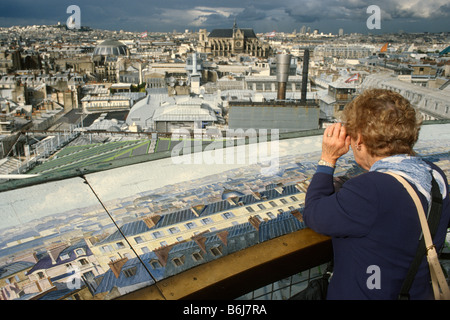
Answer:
top-left (321, 122), bottom-right (351, 166)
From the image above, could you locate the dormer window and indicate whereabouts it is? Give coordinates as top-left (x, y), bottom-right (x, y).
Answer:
top-left (210, 245), bottom-right (223, 257)
top-left (123, 267), bottom-right (137, 278)
top-left (150, 259), bottom-right (162, 269)
top-left (60, 253), bottom-right (70, 260)
top-left (172, 256), bottom-right (185, 267)
top-left (192, 251), bottom-right (204, 262)
top-left (75, 248), bottom-right (85, 256)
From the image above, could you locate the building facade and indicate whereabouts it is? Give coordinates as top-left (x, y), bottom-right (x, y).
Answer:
top-left (198, 22), bottom-right (271, 58)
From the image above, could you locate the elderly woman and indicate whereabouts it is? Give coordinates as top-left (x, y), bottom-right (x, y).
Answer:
top-left (303, 89), bottom-right (450, 299)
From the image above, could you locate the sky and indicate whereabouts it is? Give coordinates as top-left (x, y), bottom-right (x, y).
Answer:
top-left (0, 0), bottom-right (449, 34)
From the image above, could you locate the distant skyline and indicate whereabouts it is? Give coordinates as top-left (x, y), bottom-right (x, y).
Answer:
top-left (0, 0), bottom-right (449, 35)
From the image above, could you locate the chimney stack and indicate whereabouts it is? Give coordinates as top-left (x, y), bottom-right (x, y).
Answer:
top-left (301, 49), bottom-right (310, 104)
top-left (276, 53), bottom-right (292, 101)
top-left (108, 257), bottom-right (129, 279)
top-left (46, 243), bottom-right (67, 265)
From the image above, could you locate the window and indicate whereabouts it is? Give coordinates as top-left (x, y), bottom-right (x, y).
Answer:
top-left (267, 212), bottom-right (275, 219)
top-left (280, 198), bottom-right (288, 204)
top-left (134, 236), bottom-right (144, 244)
top-left (160, 241), bottom-right (168, 247)
top-left (210, 245), bottom-right (223, 257)
top-left (79, 258), bottom-right (89, 266)
top-left (290, 196), bottom-right (298, 201)
top-left (172, 256), bottom-right (185, 267)
top-left (141, 247), bottom-right (150, 254)
top-left (192, 251), bottom-right (204, 262)
top-left (101, 245), bottom-right (113, 253)
top-left (222, 212), bottom-right (234, 219)
top-left (150, 259), bottom-right (162, 269)
top-left (201, 217), bottom-right (214, 225)
top-left (123, 267), bottom-right (137, 278)
top-left (269, 201), bottom-right (277, 207)
top-left (75, 248), bottom-right (85, 256)
top-left (185, 222), bottom-right (197, 229)
top-left (168, 227), bottom-right (180, 234)
top-left (176, 236), bottom-right (184, 242)
top-left (257, 204), bottom-right (266, 210)
top-left (60, 253), bottom-right (70, 260)
top-left (116, 242), bottom-right (126, 249)
top-left (124, 252), bottom-right (133, 259)
top-left (152, 231), bottom-right (164, 239)
top-left (245, 206), bottom-right (255, 213)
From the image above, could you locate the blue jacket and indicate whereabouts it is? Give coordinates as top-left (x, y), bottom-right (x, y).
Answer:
top-left (303, 163), bottom-right (450, 300)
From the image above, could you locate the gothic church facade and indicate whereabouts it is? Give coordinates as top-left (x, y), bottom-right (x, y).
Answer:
top-left (198, 22), bottom-right (271, 58)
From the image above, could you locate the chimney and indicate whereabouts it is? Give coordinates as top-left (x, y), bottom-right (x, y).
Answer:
top-left (142, 214), bottom-right (161, 229)
top-left (301, 49), bottom-right (310, 104)
top-left (251, 191), bottom-right (261, 200)
top-left (108, 257), bottom-right (128, 279)
top-left (153, 246), bottom-right (169, 267)
top-left (290, 209), bottom-right (304, 223)
top-left (276, 53), bottom-right (292, 100)
top-left (217, 230), bottom-right (229, 246)
top-left (192, 231), bottom-right (209, 253)
top-left (192, 52), bottom-right (199, 76)
top-left (46, 243), bottom-right (67, 264)
top-left (248, 216), bottom-right (263, 230)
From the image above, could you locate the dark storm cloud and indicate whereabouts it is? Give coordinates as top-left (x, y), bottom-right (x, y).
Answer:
top-left (0, 0), bottom-right (448, 33)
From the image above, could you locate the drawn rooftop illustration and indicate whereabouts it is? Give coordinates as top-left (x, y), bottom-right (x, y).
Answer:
top-left (0, 123), bottom-right (449, 300)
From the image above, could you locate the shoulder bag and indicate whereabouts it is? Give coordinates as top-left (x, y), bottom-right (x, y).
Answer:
top-left (386, 172), bottom-right (450, 300)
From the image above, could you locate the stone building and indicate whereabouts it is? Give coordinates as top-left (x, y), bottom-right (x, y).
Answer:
top-left (198, 22), bottom-right (271, 58)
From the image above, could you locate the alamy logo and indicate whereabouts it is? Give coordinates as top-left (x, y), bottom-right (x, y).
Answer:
top-left (170, 128), bottom-right (280, 176)
top-left (66, 5), bottom-right (81, 30)
top-left (366, 265), bottom-right (381, 290)
top-left (65, 266), bottom-right (82, 290)
top-left (366, 5), bottom-right (381, 30)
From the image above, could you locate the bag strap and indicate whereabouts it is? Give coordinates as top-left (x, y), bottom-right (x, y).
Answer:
top-left (396, 177), bottom-right (442, 299)
top-left (386, 173), bottom-right (450, 300)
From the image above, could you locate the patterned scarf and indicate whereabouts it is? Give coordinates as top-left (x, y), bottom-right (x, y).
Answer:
top-left (370, 154), bottom-right (448, 208)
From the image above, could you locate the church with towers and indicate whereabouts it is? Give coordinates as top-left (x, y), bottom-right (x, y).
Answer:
top-left (198, 21), bottom-right (271, 58)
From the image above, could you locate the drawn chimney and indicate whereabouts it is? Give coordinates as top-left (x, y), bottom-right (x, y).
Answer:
top-left (290, 209), bottom-right (304, 223)
top-left (154, 244), bottom-right (175, 267)
top-left (248, 216), bottom-right (263, 230)
top-left (46, 243), bottom-right (67, 265)
top-left (276, 53), bottom-right (292, 101)
top-left (192, 231), bottom-right (209, 253)
top-left (142, 214), bottom-right (161, 229)
top-left (301, 49), bottom-right (310, 104)
top-left (217, 230), bottom-right (229, 246)
top-left (108, 257), bottom-right (129, 279)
